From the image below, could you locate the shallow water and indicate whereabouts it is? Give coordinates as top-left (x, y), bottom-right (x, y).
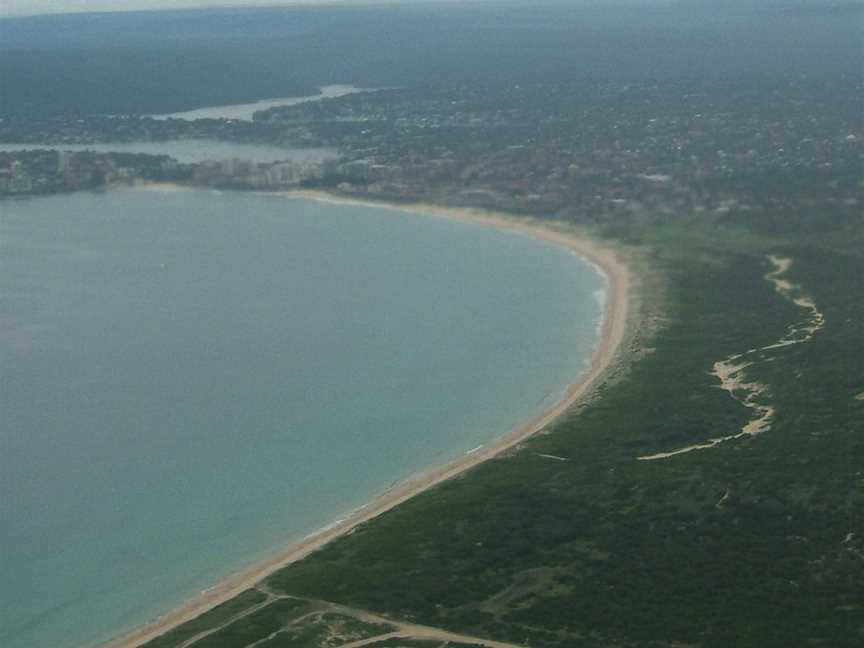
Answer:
top-left (0, 188), bottom-right (604, 648)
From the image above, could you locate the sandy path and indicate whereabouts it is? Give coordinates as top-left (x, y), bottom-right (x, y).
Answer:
top-left (174, 596), bottom-right (276, 648)
top-left (304, 597), bottom-right (531, 648)
top-left (333, 633), bottom-right (403, 648)
top-left (638, 255), bottom-right (824, 461)
top-left (104, 188), bottom-right (635, 648)
top-left (164, 586), bottom-right (531, 648)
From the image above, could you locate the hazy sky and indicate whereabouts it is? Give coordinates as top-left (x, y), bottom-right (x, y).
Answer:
top-left (0, 1), bottom-right (402, 17)
top-left (0, 0), bottom-right (810, 18)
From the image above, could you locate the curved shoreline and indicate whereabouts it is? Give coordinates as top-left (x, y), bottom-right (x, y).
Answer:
top-left (104, 189), bottom-right (635, 648)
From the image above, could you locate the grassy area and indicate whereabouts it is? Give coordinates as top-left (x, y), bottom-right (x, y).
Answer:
top-left (141, 589), bottom-right (268, 648)
top-left (154, 597), bottom-right (395, 648)
top-left (189, 598), bottom-right (310, 648)
top-left (253, 613), bottom-right (393, 648)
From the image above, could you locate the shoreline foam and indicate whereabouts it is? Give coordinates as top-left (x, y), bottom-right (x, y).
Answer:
top-left (104, 188), bottom-right (636, 648)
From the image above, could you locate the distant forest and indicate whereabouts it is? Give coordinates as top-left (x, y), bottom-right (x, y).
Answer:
top-left (0, 1), bottom-right (861, 116)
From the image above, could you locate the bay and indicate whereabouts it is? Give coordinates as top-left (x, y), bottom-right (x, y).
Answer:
top-left (0, 188), bottom-right (604, 648)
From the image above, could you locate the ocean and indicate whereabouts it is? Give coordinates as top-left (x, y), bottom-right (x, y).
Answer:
top-left (0, 187), bottom-right (604, 648)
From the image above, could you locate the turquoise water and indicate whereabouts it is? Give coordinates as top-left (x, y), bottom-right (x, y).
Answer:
top-left (0, 188), bottom-right (605, 648)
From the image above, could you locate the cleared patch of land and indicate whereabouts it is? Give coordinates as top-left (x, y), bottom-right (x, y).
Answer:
top-left (135, 587), bottom-right (530, 648)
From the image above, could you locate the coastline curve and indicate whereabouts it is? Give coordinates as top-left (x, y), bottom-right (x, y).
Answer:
top-left (103, 190), bottom-right (635, 648)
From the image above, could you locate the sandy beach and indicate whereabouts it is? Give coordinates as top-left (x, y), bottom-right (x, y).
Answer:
top-left (105, 189), bottom-right (636, 648)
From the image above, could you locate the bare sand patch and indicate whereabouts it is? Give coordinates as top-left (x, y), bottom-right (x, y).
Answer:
top-left (638, 255), bottom-right (824, 462)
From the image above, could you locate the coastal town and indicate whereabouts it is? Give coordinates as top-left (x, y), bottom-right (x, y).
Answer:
top-left (3, 77), bottom-right (859, 229)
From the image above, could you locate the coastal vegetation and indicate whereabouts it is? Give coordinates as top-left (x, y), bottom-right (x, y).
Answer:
top-left (142, 590), bottom-right (268, 648)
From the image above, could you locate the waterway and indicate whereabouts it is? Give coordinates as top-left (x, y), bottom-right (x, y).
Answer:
top-left (149, 84), bottom-right (365, 121)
